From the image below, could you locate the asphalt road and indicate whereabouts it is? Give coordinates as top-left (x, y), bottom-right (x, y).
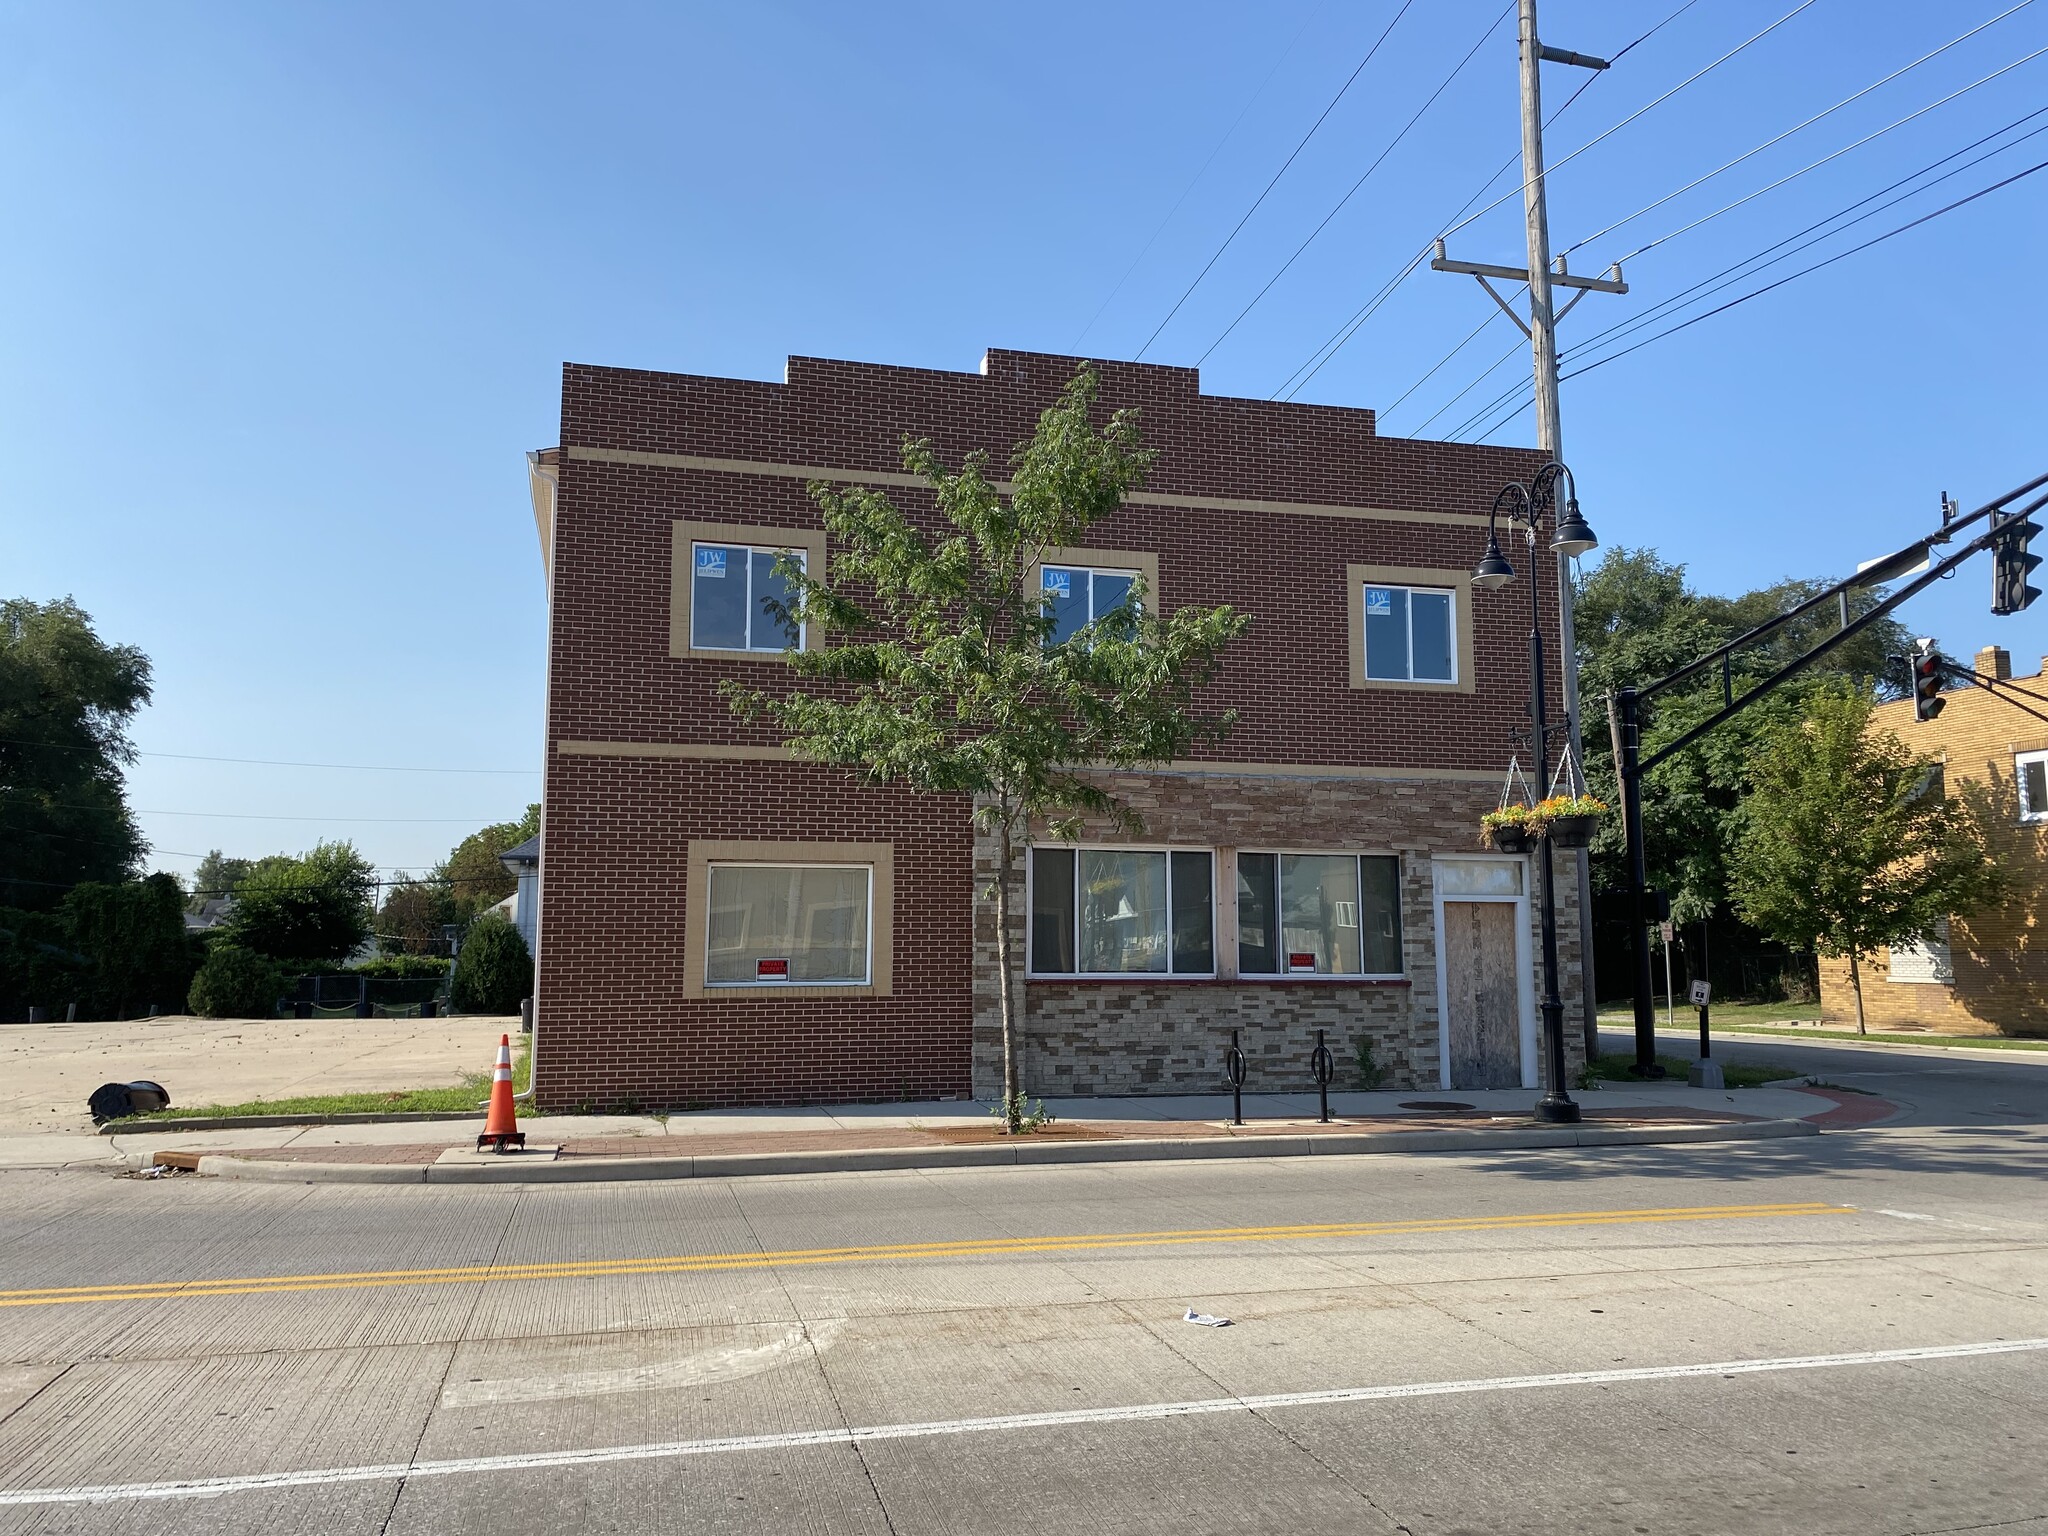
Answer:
top-left (1598, 1022), bottom-right (2048, 1128)
top-left (1, 1055), bottom-right (2045, 1534)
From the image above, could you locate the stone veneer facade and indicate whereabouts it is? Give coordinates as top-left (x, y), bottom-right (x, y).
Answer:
top-left (972, 771), bottom-right (1585, 1099)
top-left (532, 346), bottom-right (1587, 1110)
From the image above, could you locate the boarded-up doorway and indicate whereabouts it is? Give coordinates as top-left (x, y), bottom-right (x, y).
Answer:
top-left (1443, 899), bottom-right (1521, 1089)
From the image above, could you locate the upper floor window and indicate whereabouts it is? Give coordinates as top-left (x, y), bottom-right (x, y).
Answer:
top-left (1364, 584), bottom-right (1455, 684)
top-left (1028, 845), bottom-right (1214, 976)
top-left (1237, 852), bottom-right (1403, 977)
top-left (691, 542), bottom-right (804, 653)
top-left (2019, 750), bottom-right (2048, 821)
top-left (1042, 564), bottom-right (1139, 646)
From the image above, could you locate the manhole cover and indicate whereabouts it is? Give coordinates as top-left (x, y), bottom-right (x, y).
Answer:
top-left (1398, 1100), bottom-right (1477, 1113)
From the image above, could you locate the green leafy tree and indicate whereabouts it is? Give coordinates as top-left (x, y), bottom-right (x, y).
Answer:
top-left (434, 803), bottom-right (540, 915)
top-left (187, 944), bottom-right (286, 1019)
top-left (224, 840), bottom-right (376, 963)
top-left (61, 873), bottom-right (194, 1016)
top-left (188, 850), bottom-right (254, 910)
top-left (451, 912), bottom-right (531, 1014)
top-left (1729, 685), bottom-right (2001, 1032)
top-left (376, 875), bottom-right (460, 954)
top-left (725, 366), bottom-right (1249, 1131)
top-left (0, 598), bottom-right (151, 909)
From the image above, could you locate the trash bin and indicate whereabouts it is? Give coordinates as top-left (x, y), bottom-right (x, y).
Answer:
top-left (88, 1081), bottom-right (171, 1123)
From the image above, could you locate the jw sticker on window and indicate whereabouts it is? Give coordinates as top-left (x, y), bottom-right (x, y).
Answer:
top-left (695, 546), bottom-right (728, 579)
top-left (1365, 587), bottom-right (1392, 617)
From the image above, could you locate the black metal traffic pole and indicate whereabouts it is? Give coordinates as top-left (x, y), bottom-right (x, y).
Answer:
top-left (1528, 562), bottom-right (1581, 1126)
top-left (1618, 686), bottom-right (1663, 1078)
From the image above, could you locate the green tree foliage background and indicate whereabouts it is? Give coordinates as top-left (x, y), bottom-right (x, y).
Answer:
top-left (222, 841), bottom-right (377, 964)
top-left (1574, 549), bottom-right (1912, 997)
top-left (451, 913), bottom-right (532, 1014)
top-left (0, 598), bottom-right (151, 910)
top-left (1729, 685), bottom-right (2000, 1031)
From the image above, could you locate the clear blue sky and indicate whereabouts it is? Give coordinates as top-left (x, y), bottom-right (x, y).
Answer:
top-left (6, 1), bottom-right (2044, 884)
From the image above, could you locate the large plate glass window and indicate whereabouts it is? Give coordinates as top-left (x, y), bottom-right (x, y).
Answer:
top-left (1363, 583), bottom-right (1455, 683)
top-left (706, 864), bottom-right (870, 985)
top-left (1237, 853), bottom-right (1402, 976)
top-left (2018, 750), bottom-right (2048, 821)
top-left (1042, 565), bottom-right (1139, 646)
top-left (1028, 847), bottom-right (1213, 975)
top-left (692, 543), bottom-right (805, 652)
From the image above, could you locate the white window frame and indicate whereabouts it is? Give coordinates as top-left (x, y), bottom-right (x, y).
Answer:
top-left (703, 861), bottom-right (872, 988)
top-left (1024, 844), bottom-right (1216, 979)
top-left (2018, 750), bottom-right (2048, 822)
top-left (1362, 582), bottom-right (1458, 685)
top-left (1041, 563), bottom-right (1143, 641)
top-left (690, 541), bottom-right (808, 654)
top-left (1235, 849), bottom-right (1406, 980)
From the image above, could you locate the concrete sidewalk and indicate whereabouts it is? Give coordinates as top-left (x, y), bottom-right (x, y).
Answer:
top-left (15, 1082), bottom-right (1878, 1184)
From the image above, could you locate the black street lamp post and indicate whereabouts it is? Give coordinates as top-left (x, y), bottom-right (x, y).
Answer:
top-left (1472, 461), bottom-right (1597, 1125)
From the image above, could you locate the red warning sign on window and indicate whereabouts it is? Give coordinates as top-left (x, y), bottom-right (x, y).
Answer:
top-left (1287, 952), bottom-right (1317, 974)
top-left (756, 958), bottom-right (791, 982)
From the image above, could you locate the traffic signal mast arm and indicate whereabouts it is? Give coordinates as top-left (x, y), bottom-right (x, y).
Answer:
top-left (1939, 661), bottom-right (2048, 728)
top-left (1635, 471), bottom-right (2048, 778)
top-left (1612, 465), bottom-right (2048, 1076)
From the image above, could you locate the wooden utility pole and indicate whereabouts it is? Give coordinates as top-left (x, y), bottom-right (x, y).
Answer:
top-left (1434, 0), bottom-right (1620, 1060)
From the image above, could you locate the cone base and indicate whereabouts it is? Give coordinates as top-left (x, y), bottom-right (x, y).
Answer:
top-left (476, 1132), bottom-right (527, 1153)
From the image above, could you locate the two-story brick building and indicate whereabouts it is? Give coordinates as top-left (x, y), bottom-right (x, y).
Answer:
top-left (525, 348), bottom-right (1585, 1111)
top-left (1817, 644), bottom-right (2048, 1036)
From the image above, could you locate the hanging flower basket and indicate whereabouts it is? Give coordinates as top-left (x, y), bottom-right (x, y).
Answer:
top-left (1480, 805), bottom-right (1535, 853)
top-left (1534, 795), bottom-right (1608, 849)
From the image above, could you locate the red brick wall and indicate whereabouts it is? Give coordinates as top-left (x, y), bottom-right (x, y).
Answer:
top-left (538, 347), bottom-right (1556, 1109)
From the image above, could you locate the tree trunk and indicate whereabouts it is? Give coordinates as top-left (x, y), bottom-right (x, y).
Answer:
top-left (994, 809), bottom-right (1021, 1133)
top-left (1847, 949), bottom-right (1867, 1035)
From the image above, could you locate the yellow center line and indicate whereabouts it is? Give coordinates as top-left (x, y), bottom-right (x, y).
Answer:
top-left (0, 1201), bottom-right (1854, 1309)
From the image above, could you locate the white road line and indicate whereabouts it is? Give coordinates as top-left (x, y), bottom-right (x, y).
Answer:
top-left (6, 1337), bottom-right (2045, 1507)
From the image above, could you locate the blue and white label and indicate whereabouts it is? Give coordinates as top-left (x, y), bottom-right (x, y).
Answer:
top-left (1041, 569), bottom-right (1072, 598)
top-left (1365, 587), bottom-right (1392, 616)
top-left (695, 546), bottom-right (728, 578)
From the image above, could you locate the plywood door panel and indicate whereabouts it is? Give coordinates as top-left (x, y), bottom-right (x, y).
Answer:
top-left (1444, 900), bottom-right (1521, 1090)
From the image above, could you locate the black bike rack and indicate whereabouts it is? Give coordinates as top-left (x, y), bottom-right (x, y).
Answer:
top-left (1311, 1028), bottom-right (1334, 1124)
top-left (1224, 1028), bottom-right (1247, 1126)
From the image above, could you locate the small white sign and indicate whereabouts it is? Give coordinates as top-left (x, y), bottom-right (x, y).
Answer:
top-left (1365, 587), bottom-right (1393, 616)
top-left (1041, 568), bottom-right (1072, 598)
top-left (1688, 979), bottom-right (1711, 1006)
top-left (1659, 921), bottom-right (1674, 944)
top-left (695, 547), bottom-right (728, 578)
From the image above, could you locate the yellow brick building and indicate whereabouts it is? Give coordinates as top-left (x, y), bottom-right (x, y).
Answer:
top-left (1815, 646), bottom-right (2048, 1035)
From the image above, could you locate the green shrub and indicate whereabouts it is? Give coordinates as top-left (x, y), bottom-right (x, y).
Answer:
top-left (187, 944), bottom-right (286, 1019)
top-left (352, 954), bottom-right (451, 979)
top-left (451, 914), bottom-right (531, 1014)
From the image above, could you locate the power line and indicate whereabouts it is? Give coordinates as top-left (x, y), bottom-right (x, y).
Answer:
top-left (1462, 147), bottom-right (2048, 442)
top-left (1434, 0), bottom-right (1824, 247)
top-left (1269, 0), bottom-right (1704, 402)
top-left (1563, 5), bottom-right (2044, 260)
top-left (1611, 43), bottom-right (2048, 264)
top-left (1069, 2), bottom-right (1327, 352)
top-left (1556, 155), bottom-right (2048, 386)
top-left (1134, 0), bottom-right (1418, 361)
top-left (0, 736), bottom-right (538, 775)
top-left (1452, 105), bottom-right (2048, 436)
top-left (1379, 307), bottom-right (1512, 422)
top-left (1192, 2), bottom-right (1513, 367)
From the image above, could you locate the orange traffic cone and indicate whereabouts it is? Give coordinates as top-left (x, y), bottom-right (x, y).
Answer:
top-left (477, 1033), bottom-right (525, 1153)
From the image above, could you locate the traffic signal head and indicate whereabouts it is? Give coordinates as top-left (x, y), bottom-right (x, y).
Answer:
top-left (1993, 513), bottom-right (2042, 616)
top-left (1913, 639), bottom-right (1946, 722)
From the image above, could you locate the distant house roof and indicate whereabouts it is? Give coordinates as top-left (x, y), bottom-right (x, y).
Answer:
top-left (184, 896), bottom-right (235, 933)
top-left (498, 833), bottom-right (540, 874)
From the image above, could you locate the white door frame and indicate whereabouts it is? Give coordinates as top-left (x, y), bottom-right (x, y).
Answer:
top-left (1430, 856), bottom-right (1537, 1091)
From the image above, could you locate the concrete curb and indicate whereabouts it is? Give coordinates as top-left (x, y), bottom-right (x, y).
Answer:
top-left (104, 1110), bottom-right (478, 1136)
top-left (189, 1116), bottom-right (1819, 1186)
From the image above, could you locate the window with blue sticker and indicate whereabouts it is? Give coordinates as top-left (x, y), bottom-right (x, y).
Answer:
top-left (1042, 564), bottom-right (1141, 646)
top-left (692, 542), bottom-right (806, 652)
top-left (1364, 583), bottom-right (1455, 683)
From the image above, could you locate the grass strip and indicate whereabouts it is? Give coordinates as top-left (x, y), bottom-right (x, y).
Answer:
top-left (110, 1043), bottom-right (531, 1122)
top-left (1580, 1051), bottom-right (1800, 1090)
